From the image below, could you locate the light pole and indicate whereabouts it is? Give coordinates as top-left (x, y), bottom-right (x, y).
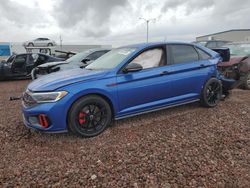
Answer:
top-left (139, 17), bottom-right (156, 43)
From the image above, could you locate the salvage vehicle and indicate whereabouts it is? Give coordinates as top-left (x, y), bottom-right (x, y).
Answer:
top-left (23, 38), bottom-right (56, 47)
top-left (21, 42), bottom-right (234, 137)
top-left (31, 49), bottom-right (110, 79)
top-left (217, 42), bottom-right (250, 90)
top-left (0, 53), bottom-right (63, 80)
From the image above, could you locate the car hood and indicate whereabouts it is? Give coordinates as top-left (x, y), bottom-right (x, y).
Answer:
top-left (217, 56), bottom-right (248, 67)
top-left (37, 61), bottom-right (68, 68)
top-left (28, 68), bottom-right (109, 92)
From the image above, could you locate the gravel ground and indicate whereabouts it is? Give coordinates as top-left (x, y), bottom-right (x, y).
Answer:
top-left (0, 80), bottom-right (249, 187)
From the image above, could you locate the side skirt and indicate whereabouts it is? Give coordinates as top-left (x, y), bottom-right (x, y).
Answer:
top-left (115, 99), bottom-right (200, 120)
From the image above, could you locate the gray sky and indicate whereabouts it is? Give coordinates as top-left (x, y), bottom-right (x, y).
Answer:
top-left (0, 0), bottom-right (249, 46)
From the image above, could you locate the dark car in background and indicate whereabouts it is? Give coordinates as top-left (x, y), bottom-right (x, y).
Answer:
top-left (0, 53), bottom-right (63, 80)
top-left (31, 48), bottom-right (110, 79)
top-left (218, 42), bottom-right (250, 90)
top-left (194, 40), bottom-right (230, 49)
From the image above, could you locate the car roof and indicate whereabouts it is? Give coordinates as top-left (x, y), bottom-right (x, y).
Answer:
top-left (121, 41), bottom-right (199, 49)
top-left (120, 42), bottom-right (218, 58)
top-left (13, 53), bottom-right (51, 57)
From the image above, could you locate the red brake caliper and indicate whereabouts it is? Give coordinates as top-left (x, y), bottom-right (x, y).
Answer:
top-left (78, 112), bottom-right (86, 125)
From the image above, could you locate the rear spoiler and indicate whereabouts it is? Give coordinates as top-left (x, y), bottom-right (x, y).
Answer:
top-left (212, 47), bottom-right (230, 62)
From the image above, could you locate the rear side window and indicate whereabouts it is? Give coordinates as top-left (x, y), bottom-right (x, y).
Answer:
top-left (169, 45), bottom-right (199, 64)
top-left (206, 41), bottom-right (217, 48)
top-left (195, 48), bottom-right (211, 60)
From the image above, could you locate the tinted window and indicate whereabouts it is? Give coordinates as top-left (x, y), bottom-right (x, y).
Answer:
top-left (206, 41), bottom-right (217, 48)
top-left (195, 48), bottom-right (211, 60)
top-left (36, 54), bottom-right (48, 65)
top-left (129, 48), bottom-right (165, 69)
top-left (170, 45), bottom-right (199, 64)
top-left (27, 54), bottom-right (35, 65)
top-left (216, 41), bottom-right (227, 47)
top-left (13, 55), bottom-right (27, 67)
top-left (86, 51), bottom-right (108, 60)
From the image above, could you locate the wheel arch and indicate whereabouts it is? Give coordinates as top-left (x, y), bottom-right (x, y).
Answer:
top-left (66, 92), bottom-right (116, 126)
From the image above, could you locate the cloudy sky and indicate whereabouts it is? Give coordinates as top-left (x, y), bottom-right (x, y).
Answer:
top-left (0, 0), bottom-right (249, 46)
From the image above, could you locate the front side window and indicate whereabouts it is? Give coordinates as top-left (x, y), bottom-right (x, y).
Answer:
top-left (13, 55), bottom-right (27, 68)
top-left (128, 48), bottom-right (165, 69)
top-left (170, 45), bottom-right (199, 64)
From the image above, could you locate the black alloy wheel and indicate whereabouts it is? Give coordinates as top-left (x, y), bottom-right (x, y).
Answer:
top-left (201, 78), bottom-right (222, 107)
top-left (68, 95), bottom-right (112, 137)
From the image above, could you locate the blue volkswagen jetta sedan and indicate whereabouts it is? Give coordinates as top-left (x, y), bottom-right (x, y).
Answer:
top-left (22, 42), bottom-right (231, 137)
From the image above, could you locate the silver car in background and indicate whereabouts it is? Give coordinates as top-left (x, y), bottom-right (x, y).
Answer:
top-left (23, 38), bottom-right (57, 47)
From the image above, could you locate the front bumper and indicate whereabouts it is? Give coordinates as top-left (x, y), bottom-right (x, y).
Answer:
top-left (22, 100), bottom-right (69, 133)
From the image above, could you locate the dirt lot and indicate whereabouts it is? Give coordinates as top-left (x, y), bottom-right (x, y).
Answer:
top-left (0, 80), bottom-right (249, 187)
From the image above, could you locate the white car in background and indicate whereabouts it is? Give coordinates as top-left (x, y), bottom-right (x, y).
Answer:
top-left (23, 38), bottom-right (57, 47)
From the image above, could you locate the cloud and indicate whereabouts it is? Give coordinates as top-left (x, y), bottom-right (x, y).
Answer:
top-left (53, 0), bottom-right (129, 37)
top-left (0, 0), bottom-right (48, 27)
top-left (161, 0), bottom-right (215, 14)
top-left (0, 0), bottom-right (250, 45)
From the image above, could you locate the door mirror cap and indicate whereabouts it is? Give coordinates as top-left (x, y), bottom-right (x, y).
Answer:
top-left (123, 63), bottom-right (143, 73)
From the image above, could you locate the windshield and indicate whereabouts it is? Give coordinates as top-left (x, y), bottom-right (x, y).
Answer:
top-left (66, 51), bottom-right (90, 63)
top-left (223, 43), bottom-right (250, 56)
top-left (86, 48), bottom-right (136, 70)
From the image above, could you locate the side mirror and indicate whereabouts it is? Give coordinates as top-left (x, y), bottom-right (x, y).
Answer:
top-left (81, 58), bottom-right (91, 64)
top-left (123, 63), bottom-right (143, 73)
top-left (212, 47), bottom-right (230, 62)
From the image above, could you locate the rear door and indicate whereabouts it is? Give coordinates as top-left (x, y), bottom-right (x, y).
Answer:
top-left (116, 46), bottom-right (174, 116)
top-left (166, 44), bottom-right (213, 102)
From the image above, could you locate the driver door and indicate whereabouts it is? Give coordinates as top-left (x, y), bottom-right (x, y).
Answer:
top-left (116, 46), bottom-right (173, 116)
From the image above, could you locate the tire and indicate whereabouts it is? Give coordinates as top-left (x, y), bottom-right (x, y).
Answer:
top-left (28, 43), bottom-right (34, 47)
top-left (201, 78), bottom-right (222, 108)
top-left (68, 95), bottom-right (112, 137)
top-left (242, 72), bottom-right (250, 90)
top-left (47, 43), bottom-right (53, 47)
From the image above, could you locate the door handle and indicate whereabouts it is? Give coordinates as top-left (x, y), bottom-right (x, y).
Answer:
top-left (200, 64), bottom-right (205, 67)
top-left (160, 71), bottom-right (169, 76)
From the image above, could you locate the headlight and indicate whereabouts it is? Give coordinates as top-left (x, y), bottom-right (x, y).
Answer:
top-left (29, 91), bottom-right (68, 103)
